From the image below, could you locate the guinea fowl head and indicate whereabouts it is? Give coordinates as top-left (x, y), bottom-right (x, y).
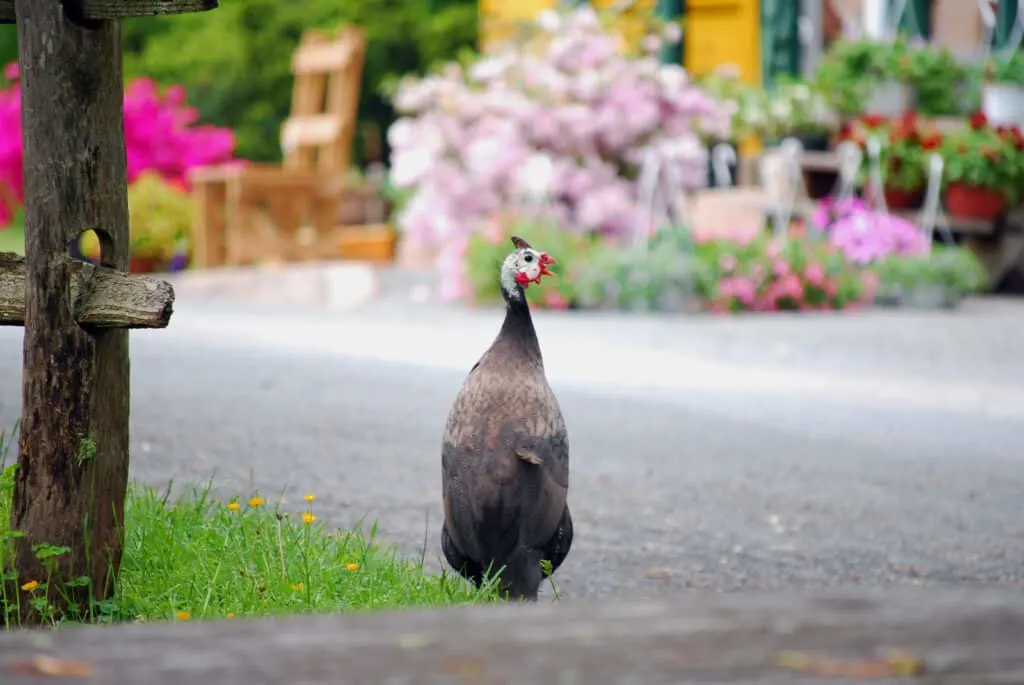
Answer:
top-left (499, 236), bottom-right (557, 302)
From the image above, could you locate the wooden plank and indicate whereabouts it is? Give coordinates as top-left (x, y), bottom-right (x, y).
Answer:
top-left (10, 0), bottom-right (133, 624)
top-left (292, 37), bottom-right (358, 74)
top-left (281, 115), bottom-right (342, 151)
top-left (0, 0), bottom-right (217, 22)
top-left (1, 587), bottom-right (1024, 683)
top-left (0, 253), bottom-right (174, 328)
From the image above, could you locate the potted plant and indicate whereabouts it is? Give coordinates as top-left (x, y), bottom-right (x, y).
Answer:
top-left (837, 111), bottom-right (943, 209)
top-left (981, 51), bottom-right (1024, 128)
top-left (814, 37), bottom-right (916, 117)
top-left (760, 78), bottom-right (840, 151)
top-left (940, 113), bottom-right (1024, 220)
top-left (872, 244), bottom-right (988, 308)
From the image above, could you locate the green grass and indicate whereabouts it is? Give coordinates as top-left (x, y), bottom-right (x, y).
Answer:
top-left (0, 213), bottom-right (24, 254)
top-left (0, 425), bottom-right (498, 628)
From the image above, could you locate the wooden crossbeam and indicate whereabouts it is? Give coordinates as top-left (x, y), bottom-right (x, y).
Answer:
top-left (0, 253), bottom-right (174, 329)
top-left (0, 587), bottom-right (1022, 683)
top-left (0, 0), bottom-right (217, 23)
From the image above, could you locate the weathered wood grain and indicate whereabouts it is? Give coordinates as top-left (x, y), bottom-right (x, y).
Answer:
top-left (11, 0), bottom-right (133, 624)
top-left (1, 587), bottom-right (1023, 684)
top-left (0, 253), bottom-right (174, 328)
top-left (0, 0), bottom-right (217, 23)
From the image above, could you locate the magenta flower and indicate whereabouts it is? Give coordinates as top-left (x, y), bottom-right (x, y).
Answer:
top-left (0, 62), bottom-right (237, 228)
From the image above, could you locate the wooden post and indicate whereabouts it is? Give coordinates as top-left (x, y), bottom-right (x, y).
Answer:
top-left (0, 0), bottom-right (216, 624)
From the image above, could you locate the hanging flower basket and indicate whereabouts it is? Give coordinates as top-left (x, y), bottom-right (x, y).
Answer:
top-left (865, 80), bottom-right (915, 117)
top-left (944, 182), bottom-right (1007, 220)
top-left (981, 83), bottom-right (1024, 129)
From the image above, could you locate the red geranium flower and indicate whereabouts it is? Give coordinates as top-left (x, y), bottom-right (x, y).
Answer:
top-left (969, 111), bottom-right (988, 130)
top-left (920, 132), bottom-right (942, 150)
top-left (861, 113), bottom-right (887, 128)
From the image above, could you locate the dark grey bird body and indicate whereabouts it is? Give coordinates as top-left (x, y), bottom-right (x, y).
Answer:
top-left (440, 238), bottom-right (573, 601)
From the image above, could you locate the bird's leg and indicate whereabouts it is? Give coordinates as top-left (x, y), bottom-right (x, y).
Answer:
top-left (515, 446), bottom-right (542, 465)
top-left (441, 523), bottom-right (484, 586)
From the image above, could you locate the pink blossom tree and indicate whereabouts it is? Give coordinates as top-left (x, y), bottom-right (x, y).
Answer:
top-left (386, 6), bottom-right (730, 299)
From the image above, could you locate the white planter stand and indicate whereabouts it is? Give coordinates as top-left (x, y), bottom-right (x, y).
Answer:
top-left (982, 83), bottom-right (1024, 128)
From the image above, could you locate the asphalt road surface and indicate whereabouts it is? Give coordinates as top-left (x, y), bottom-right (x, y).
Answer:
top-left (1, 294), bottom-right (1023, 600)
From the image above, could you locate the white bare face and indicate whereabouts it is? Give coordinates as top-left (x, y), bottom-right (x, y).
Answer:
top-left (499, 238), bottom-right (556, 299)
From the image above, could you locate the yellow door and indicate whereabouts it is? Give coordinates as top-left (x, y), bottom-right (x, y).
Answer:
top-left (684, 0), bottom-right (761, 85)
top-left (479, 0), bottom-right (553, 51)
top-left (592, 0), bottom-right (658, 54)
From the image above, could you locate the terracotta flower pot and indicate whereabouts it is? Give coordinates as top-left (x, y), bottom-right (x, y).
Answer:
top-left (883, 187), bottom-right (925, 210)
top-left (130, 255), bottom-right (164, 273)
top-left (944, 182), bottom-right (1007, 220)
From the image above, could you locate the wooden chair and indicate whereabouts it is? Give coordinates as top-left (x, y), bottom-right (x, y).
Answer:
top-left (188, 27), bottom-right (366, 268)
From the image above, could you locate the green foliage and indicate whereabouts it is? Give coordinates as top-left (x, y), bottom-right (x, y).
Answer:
top-left (986, 51), bottom-right (1024, 86)
top-left (0, 209), bottom-right (22, 254)
top-left (909, 45), bottom-right (968, 116)
top-left (873, 244), bottom-right (989, 305)
top-left (118, 0), bottom-right (478, 163)
top-left (1, 2), bottom-right (478, 163)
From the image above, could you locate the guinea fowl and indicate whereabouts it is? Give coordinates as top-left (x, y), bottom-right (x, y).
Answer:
top-left (441, 236), bottom-right (573, 601)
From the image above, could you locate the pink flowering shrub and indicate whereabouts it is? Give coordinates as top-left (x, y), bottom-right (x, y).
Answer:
top-left (0, 63), bottom-right (238, 229)
top-left (810, 196), bottom-right (929, 264)
top-left (689, 231), bottom-right (874, 313)
top-left (465, 214), bottom-right (874, 314)
top-left (387, 5), bottom-right (730, 298)
top-left (572, 225), bottom-right (874, 314)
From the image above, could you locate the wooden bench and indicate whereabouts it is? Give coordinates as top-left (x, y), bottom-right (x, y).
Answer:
top-left (1, 587), bottom-right (1021, 683)
top-left (188, 28), bottom-right (388, 269)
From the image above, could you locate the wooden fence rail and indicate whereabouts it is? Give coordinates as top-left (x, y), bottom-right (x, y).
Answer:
top-left (1, 587), bottom-right (1023, 684)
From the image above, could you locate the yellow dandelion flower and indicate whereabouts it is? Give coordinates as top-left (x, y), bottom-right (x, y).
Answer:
top-left (248, 496), bottom-right (265, 508)
top-left (302, 512), bottom-right (317, 525)
top-left (20, 580), bottom-right (39, 592)
top-left (303, 493), bottom-right (316, 503)
top-left (175, 611), bottom-right (191, 621)
top-left (291, 582), bottom-right (304, 592)
top-left (227, 502), bottom-right (240, 512)
top-left (345, 562), bottom-right (359, 572)
top-left (226, 613), bottom-right (236, 620)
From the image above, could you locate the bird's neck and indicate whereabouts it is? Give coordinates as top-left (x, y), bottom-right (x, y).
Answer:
top-left (497, 279), bottom-right (543, 362)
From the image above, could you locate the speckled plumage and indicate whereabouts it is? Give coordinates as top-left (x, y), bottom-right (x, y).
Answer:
top-left (440, 238), bottom-right (573, 601)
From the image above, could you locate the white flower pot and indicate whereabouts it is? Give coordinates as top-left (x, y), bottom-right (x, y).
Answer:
top-left (981, 83), bottom-right (1024, 128)
top-left (865, 80), bottom-right (914, 117)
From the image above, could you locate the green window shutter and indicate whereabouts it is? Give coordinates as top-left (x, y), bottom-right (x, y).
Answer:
top-left (761, 0), bottom-right (800, 85)
top-left (895, 0), bottom-right (932, 39)
top-left (994, 0), bottom-right (1020, 49)
top-left (657, 0), bottom-right (684, 65)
